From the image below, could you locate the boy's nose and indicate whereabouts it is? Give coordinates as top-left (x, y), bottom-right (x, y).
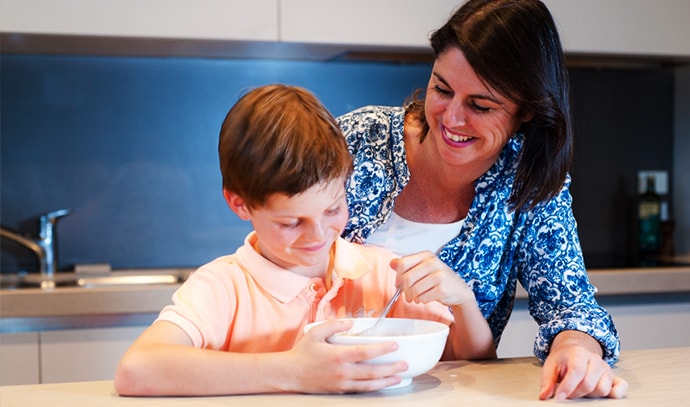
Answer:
top-left (304, 221), bottom-right (326, 241)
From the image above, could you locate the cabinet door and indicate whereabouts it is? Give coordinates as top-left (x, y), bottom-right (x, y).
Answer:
top-left (542, 0), bottom-right (690, 57)
top-left (0, 0), bottom-right (278, 41)
top-left (0, 332), bottom-right (40, 385)
top-left (281, 0), bottom-right (458, 48)
top-left (498, 296), bottom-right (690, 358)
top-left (40, 326), bottom-right (145, 384)
top-left (282, 0), bottom-right (690, 58)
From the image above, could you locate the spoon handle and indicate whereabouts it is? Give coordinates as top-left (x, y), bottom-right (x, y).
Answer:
top-left (379, 286), bottom-right (402, 319)
top-left (368, 287), bottom-right (402, 331)
top-left (355, 287), bottom-right (403, 336)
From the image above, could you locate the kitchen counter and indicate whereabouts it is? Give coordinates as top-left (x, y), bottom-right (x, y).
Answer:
top-left (1, 347), bottom-right (688, 406)
top-left (516, 266), bottom-right (690, 298)
top-left (0, 283), bottom-right (177, 333)
top-left (0, 269), bottom-right (190, 333)
top-left (1, 266), bottom-right (689, 333)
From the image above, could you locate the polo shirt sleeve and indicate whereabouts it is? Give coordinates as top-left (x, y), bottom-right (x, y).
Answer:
top-left (156, 259), bottom-right (239, 350)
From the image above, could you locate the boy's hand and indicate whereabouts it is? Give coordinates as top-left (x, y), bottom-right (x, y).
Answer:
top-left (287, 319), bottom-right (407, 393)
top-left (391, 251), bottom-right (475, 307)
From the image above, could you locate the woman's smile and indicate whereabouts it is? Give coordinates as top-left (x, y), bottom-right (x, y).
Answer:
top-left (442, 125), bottom-right (476, 146)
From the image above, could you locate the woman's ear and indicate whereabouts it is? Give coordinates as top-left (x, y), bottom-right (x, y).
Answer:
top-left (223, 189), bottom-right (252, 220)
top-left (521, 111), bottom-right (534, 123)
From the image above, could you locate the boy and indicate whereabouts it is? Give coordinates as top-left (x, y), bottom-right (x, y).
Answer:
top-left (114, 85), bottom-right (494, 396)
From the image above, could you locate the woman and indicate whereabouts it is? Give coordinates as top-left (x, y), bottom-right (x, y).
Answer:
top-left (338, 0), bottom-right (628, 400)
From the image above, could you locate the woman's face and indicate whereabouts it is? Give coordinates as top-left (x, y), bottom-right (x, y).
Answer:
top-left (424, 47), bottom-right (529, 173)
top-left (231, 177), bottom-right (349, 276)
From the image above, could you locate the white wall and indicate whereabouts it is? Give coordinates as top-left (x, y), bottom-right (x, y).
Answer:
top-left (674, 66), bottom-right (690, 256)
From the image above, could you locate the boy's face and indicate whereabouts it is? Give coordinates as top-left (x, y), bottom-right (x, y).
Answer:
top-left (227, 177), bottom-right (349, 277)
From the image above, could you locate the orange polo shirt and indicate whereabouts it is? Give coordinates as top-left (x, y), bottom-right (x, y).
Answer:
top-left (156, 232), bottom-right (453, 352)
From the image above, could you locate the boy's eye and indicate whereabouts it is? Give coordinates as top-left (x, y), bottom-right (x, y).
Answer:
top-left (279, 220), bottom-right (299, 228)
top-left (324, 206), bottom-right (342, 216)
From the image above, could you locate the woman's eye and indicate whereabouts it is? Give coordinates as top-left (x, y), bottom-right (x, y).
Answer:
top-left (433, 85), bottom-right (452, 96)
top-left (470, 101), bottom-right (491, 113)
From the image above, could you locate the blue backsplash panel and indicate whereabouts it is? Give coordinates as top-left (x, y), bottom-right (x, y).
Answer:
top-left (0, 55), bottom-right (675, 272)
top-left (1, 55), bottom-right (432, 272)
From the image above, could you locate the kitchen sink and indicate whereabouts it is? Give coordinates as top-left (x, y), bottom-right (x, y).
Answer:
top-left (0, 269), bottom-right (191, 290)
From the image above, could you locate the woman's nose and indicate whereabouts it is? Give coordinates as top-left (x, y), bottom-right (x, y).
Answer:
top-left (443, 97), bottom-right (467, 127)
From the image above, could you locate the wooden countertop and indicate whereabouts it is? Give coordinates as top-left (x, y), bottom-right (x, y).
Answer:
top-left (1, 347), bottom-right (688, 406)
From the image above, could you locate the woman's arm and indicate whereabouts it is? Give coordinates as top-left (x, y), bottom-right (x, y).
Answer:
top-left (519, 182), bottom-right (620, 364)
top-left (114, 319), bottom-right (407, 396)
top-left (516, 183), bottom-right (627, 399)
top-left (446, 294), bottom-right (497, 360)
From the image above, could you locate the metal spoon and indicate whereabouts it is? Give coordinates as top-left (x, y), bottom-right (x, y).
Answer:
top-left (357, 287), bottom-right (402, 336)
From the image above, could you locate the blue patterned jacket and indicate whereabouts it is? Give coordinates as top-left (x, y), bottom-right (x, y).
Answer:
top-left (337, 105), bottom-right (620, 363)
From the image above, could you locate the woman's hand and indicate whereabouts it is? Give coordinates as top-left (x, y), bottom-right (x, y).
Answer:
top-left (286, 319), bottom-right (407, 393)
top-left (539, 330), bottom-right (628, 400)
top-left (390, 251), bottom-right (496, 360)
top-left (390, 251), bottom-right (474, 307)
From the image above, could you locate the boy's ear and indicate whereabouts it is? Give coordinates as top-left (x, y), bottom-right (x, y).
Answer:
top-left (223, 189), bottom-right (252, 220)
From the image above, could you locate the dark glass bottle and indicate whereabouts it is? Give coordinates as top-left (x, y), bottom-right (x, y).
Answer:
top-left (638, 175), bottom-right (661, 263)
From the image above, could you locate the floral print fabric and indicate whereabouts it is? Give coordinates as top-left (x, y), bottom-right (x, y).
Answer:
top-left (337, 105), bottom-right (620, 363)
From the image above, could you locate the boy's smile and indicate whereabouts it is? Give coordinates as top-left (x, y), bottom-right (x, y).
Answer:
top-left (225, 177), bottom-right (349, 278)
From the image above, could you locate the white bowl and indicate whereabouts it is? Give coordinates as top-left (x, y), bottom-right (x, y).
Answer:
top-left (305, 318), bottom-right (449, 389)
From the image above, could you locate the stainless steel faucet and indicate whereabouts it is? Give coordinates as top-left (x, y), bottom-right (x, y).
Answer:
top-left (1, 209), bottom-right (71, 288)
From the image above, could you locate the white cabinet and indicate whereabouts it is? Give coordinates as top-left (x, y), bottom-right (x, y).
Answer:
top-left (2, 0), bottom-right (689, 59)
top-left (0, 332), bottom-right (40, 385)
top-left (40, 326), bottom-right (145, 384)
top-left (0, 326), bottom-right (145, 385)
top-left (0, 0), bottom-right (278, 41)
top-left (497, 297), bottom-right (690, 358)
top-left (282, 0), bottom-right (690, 58)
top-left (542, 0), bottom-right (690, 57)
top-left (281, 0), bottom-right (458, 49)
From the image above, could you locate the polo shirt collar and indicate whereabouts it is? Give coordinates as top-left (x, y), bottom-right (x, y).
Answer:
top-left (235, 232), bottom-right (373, 303)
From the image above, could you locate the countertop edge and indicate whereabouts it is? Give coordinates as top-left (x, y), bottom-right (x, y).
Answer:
top-left (515, 266), bottom-right (690, 299)
top-left (2, 266), bottom-right (689, 319)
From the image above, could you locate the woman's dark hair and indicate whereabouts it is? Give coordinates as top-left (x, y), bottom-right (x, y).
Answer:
top-left (406, 0), bottom-right (572, 211)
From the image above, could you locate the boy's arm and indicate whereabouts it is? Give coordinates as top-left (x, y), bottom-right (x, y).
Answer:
top-left (114, 320), bottom-right (294, 396)
top-left (114, 319), bottom-right (407, 396)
